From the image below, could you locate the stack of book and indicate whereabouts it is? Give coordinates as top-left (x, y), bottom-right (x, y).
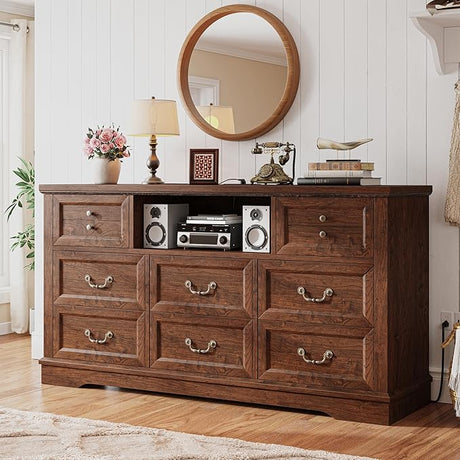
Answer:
top-left (297, 159), bottom-right (381, 185)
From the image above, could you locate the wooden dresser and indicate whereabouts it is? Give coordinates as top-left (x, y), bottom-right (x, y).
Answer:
top-left (39, 184), bottom-right (432, 424)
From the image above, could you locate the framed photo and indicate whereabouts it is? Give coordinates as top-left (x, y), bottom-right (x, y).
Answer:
top-left (189, 149), bottom-right (219, 185)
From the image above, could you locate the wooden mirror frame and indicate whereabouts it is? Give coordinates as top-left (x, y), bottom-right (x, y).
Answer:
top-left (177, 4), bottom-right (300, 141)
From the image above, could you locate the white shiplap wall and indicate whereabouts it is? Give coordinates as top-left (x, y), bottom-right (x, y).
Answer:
top-left (35, 0), bottom-right (460, 400)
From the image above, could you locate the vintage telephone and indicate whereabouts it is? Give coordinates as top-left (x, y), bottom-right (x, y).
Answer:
top-left (250, 142), bottom-right (296, 185)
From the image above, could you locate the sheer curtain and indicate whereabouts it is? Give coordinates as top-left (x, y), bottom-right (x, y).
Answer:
top-left (8, 19), bottom-right (34, 333)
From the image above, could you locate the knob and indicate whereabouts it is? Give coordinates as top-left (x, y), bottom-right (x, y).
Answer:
top-left (179, 235), bottom-right (188, 243)
top-left (319, 230), bottom-right (327, 239)
top-left (319, 215), bottom-right (327, 222)
top-left (219, 235), bottom-right (228, 245)
top-left (86, 224), bottom-right (94, 231)
top-left (86, 210), bottom-right (93, 217)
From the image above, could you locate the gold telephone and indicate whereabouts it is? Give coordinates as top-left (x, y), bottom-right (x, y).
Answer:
top-left (250, 142), bottom-right (296, 185)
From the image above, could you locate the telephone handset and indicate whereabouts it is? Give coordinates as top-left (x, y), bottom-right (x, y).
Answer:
top-left (250, 142), bottom-right (296, 185)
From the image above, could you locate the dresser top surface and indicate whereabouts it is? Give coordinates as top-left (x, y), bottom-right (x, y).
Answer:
top-left (39, 184), bottom-right (432, 198)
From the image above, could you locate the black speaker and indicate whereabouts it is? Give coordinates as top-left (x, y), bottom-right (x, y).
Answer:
top-left (242, 205), bottom-right (270, 253)
top-left (143, 204), bottom-right (189, 249)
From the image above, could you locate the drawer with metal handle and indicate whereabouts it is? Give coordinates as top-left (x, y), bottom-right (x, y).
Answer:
top-left (53, 251), bottom-right (148, 310)
top-left (258, 322), bottom-right (376, 391)
top-left (150, 313), bottom-right (254, 378)
top-left (273, 196), bottom-right (373, 258)
top-left (150, 256), bottom-right (254, 318)
top-left (258, 260), bottom-right (373, 327)
top-left (51, 194), bottom-right (130, 248)
top-left (52, 306), bottom-right (147, 367)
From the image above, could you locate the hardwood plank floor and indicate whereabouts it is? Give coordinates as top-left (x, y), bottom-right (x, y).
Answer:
top-left (1, 334), bottom-right (458, 459)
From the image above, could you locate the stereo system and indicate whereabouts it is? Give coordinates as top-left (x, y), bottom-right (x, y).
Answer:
top-left (143, 205), bottom-right (270, 252)
top-left (242, 205), bottom-right (271, 253)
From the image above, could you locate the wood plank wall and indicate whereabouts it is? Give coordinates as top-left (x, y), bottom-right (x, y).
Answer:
top-left (34, 0), bottom-right (460, 401)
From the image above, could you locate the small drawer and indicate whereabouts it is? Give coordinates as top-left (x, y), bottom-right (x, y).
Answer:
top-left (274, 197), bottom-right (373, 258)
top-left (52, 306), bottom-right (147, 367)
top-left (258, 322), bottom-right (375, 391)
top-left (150, 313), bottom-right (254, 378)
top-left (53, 251), bottom-right (148, 311)
top-left (52, 194), bottom-right (130, 248)
top-left (258, 260), bottom-right (373, 327)
top-left (151, 256), bottom-right (254, 318)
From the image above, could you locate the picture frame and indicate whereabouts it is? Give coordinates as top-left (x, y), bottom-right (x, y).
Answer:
top-left (189, 149), bottom-right (219, 185)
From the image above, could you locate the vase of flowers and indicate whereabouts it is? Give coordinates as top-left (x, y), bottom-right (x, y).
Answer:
top-left (84, 124), bottom-right (130, 184)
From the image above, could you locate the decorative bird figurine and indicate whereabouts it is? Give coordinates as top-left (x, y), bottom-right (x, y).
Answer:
top-left (317, 137), bottom-right (373, 150)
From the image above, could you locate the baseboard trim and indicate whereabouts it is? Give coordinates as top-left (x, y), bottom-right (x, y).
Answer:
top-left (430, 368), bottom-right (454, 404)
top-left (0, 321), bottom-right (12, 335)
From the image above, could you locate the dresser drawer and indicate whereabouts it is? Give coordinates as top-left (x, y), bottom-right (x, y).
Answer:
top-left (274, 197), bottom-right (373, 258)
top-left (52, 306), bottom-right (147, 367)
top-left (53, 251), bottom-right (148, 310)
top-left (150, 256), bottom-right (254, 318)
top-left (258, 260), bottom-right (373, 327)
top-left (52, 194), bottom-right (130, 247)
top-left (258, 322), bottom-right (375, 391)
top-left (150, 313), bottom-right (254, 378)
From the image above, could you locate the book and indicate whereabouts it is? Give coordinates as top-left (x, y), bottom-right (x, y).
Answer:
top-left (308, 161), bottom-right (374, 171)
top-left (306, 169), bottom-right (373, 178)
top-left (297, 177), bottom-right (381, 185)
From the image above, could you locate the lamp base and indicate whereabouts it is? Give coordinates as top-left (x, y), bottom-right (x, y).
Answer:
top-left (142, 134), bottom-right (164, 184)
top-left (143, 175), bottom-right (164, 185)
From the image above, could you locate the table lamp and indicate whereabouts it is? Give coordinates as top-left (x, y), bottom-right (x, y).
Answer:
top-left (128, 97), bottom-right (180, 184)
top-left (197, 103), bottom-right (235, 134)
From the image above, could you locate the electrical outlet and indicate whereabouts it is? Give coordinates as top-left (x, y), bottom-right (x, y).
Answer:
top-left (454, 312), bottom-right (460, 325)
top-left (440, 311), bottom-right (454, 327)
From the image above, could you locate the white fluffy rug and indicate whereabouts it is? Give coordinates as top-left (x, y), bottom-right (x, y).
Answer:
top-left (0, 406), bottom-right (376, 460)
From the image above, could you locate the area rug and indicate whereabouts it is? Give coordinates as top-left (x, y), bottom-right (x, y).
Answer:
top-left (0, 406), bottom-right (376, 460)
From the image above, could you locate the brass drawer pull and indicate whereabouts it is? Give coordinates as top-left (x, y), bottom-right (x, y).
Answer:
top-left (185, 280), bottom-right (217, 296)
top-left (86, 210), bottom-right (93, 216)
top-left (297, 348), bottom-right (334, 365)
top-left (85, 274), bottom-right (114, 289)
top-left (185, 337), bottom-right (217, 354)
top-left (319, 214), bottom-right (327, 222)
top-left (319, 230), bottom-right (327, 238)
top-left (86, 224), bottom-right (95, 231)
top-left (84, 329), bottom-right (114, 344)
top-left (297, 286), bottom-right (334, 303)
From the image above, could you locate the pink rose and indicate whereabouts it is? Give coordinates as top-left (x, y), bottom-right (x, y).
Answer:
top-left (100, 128), bottom-right (114, 143)
top-left (114, 135), bottom-right (126, 149)
top-left (100, 143), bottom-right (110, 154)
top-left (84, 145), bottom-right (93, 156)
top-left (85, 137), bottom-right (91, 145)
top-left (90, 137), bottom-right (101, 149)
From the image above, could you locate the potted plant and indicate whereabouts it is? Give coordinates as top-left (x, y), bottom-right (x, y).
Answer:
top-left (84, 124), bottom-right (131, 184)
top-left (5, 158), bottom-right (34, 270)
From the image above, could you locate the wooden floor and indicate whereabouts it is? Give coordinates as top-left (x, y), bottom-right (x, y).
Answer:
top-left (1, 334), bottom-right (458, 460)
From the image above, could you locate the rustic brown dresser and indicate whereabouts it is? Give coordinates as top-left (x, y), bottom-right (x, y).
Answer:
top-left (39, 184), bottom-right (432, 424)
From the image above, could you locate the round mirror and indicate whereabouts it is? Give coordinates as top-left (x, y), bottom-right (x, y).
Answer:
top-left (177, 4), bottom-right (300, 141)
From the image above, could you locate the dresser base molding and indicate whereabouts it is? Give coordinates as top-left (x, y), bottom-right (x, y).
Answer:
top-left (40, 362), bottom-right (431, 425)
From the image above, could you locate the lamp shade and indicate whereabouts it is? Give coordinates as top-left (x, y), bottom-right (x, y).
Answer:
top-left (197, 104), bottom-right (235, 134)
top-left (127, 99), bottom-right (180, 137)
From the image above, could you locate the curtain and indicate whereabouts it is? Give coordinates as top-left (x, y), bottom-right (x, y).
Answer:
top-left (8, 19), bottom-right (34, 333)
top-left (445, 80), bottom-right (460, 225)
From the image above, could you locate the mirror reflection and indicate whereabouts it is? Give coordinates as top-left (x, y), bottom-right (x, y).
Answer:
top-left (188, 13), bottom-right (288, 135)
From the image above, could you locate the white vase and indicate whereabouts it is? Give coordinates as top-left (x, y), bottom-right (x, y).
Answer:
top-left (92, 157), bottom-right (121, 184)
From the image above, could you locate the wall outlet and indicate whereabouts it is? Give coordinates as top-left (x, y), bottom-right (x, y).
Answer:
top-left (440, 311), bottom-right (454, 328)
top-left (454, 312), bottom-right (460, 325)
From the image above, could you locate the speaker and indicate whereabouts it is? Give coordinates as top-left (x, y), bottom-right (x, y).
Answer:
top-left (144, 204), bottom-right (189, 249)
top-left (242, 205), bottom-right (270, 253)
